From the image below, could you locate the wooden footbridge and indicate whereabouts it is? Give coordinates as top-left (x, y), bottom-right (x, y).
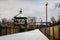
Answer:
top-left (0, 21), bottom-right (60, 40)
top-left (0, 10), bottom-right (60, 40)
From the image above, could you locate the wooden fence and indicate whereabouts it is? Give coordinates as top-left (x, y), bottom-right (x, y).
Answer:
top-left (39, 22), bottom-right (60, 40)
top-left (0, 26), bottom-right (20, 36)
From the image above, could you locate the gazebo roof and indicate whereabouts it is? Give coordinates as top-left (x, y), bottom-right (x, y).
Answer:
top-left (14, 8), bottom-right (26, 18)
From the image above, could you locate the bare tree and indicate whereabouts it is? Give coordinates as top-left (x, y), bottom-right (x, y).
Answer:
top-left (2, 18), bottom-right (7, 23)
top-left (51, 17), bottom-right (56, 23)
top-left (27, 17), bottom-right (37, 25)
top-left (2, 18), bottom-right (7, 26)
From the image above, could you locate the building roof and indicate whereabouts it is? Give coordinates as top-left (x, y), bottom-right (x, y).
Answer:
top-left (14, 9), bottom-right (26, 17)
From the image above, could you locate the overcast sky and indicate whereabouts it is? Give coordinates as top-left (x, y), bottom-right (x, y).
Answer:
top-left (0, 0), bottom-right (60, 21)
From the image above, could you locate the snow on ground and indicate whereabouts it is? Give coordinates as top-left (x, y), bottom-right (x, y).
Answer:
top-left (0, 29), bottom-right (49, 40)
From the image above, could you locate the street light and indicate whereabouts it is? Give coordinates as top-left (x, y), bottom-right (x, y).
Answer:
top-left (44, 1), bottom-right (49, 38)
top-left (45, 1), bottom-right (48, 26)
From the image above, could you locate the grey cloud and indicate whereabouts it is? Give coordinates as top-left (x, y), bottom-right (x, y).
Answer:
top-left (0, 0), bottom-right (60, 21)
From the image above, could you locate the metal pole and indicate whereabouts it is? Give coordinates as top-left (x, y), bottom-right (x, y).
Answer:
top-left (40, 18), bottom-right (42, 25)
top-left (53, 21), bottom-right (54, 40)
top-left (45, 2), bottom-right (48, 27)
top-left (46, 4), bottom-right (47, 26)
top-left (45, 3), bottom-right (47, 37)
top-left (45, 2), bottom-right (50, 40)
top-left (45, 2), bottom-right (50, 39)
top-left (39, 18), bottom-right (42, 28)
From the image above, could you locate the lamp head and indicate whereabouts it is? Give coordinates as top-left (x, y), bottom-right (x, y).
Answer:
top-left (45, 1), bottom-right (48, 6)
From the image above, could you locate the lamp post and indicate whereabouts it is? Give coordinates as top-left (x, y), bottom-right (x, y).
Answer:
top-left (45, 1), bottom-right (49, 38)
top-left (45, 1), bottom-right (48, 26)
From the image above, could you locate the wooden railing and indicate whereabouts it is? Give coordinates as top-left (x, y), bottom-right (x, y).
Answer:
top-left (39, 22), bottom-right (60, 40)
top-left (0, 26), bottom-right (20, 36)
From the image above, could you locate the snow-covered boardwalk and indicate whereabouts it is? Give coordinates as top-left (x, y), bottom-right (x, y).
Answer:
top-left (0, 29), bottom-right (49, 40)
